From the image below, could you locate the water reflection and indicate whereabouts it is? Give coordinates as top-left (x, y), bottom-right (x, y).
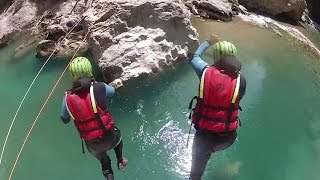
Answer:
top-left (157, 120), bottom-right (193, 178)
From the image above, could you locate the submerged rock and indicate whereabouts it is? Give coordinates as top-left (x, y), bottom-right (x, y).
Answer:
top-left (84, 0), bottom-right (199, 84)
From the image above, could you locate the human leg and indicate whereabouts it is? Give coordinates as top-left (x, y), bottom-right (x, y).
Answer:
top-left (189, 131), bottom-right (213, 180)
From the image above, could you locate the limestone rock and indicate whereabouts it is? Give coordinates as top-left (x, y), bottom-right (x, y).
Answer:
top-left (0, 0), bottom-right (84, 50)
top-left (238, 0), bottom-right (307, 21)
top-left (36, 40), bottom-right (56, 58)
top-left (85, 0), bottom-right (199, 84)
top-left (1, 0), bottom-right (200, 85)
top-left (306, 0), bottom-right (320, 24)
top-left (46, 24), bottom-right (66, 41)
top-left (99, 27), bottom-right (187, 82)
top-left (185, 0), bottom-right (233, 21)
top-left (0, 0), bottom-right (37, 47)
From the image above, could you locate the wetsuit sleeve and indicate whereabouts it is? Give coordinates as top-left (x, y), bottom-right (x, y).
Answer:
top-left (239, 75), bottom-right (247, 99)
top-left (105, 83), bottom-right (115, 98)
top-left (191, 41), bottom-right (210, 78)
top-left (60, 96), bottom-right (71, 124)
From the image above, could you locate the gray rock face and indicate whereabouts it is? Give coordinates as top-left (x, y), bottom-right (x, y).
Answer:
top-left (185, 0), bottom-right (234, 21)
top-left (46, 24), bottom-right (66, 41)
top-left (0, 0), bottom-right (37, 47)
top-left (99, 27), bottom-right (185, 82)
top-left (0, 0), bottom-right (13, 13)
top-left (33, 1), bottom-right (88, 59)
top-left (238, 5), bottom-right (249, 15)
top-left (0, 0), bottom-right (86, 56)
top-left (306, 0), bottom-right (320, 24)
top-left (1, 0), bottom-right (199, 85)
top-left (36, 40), bottom-right (56, 58)
top-left (84, 0), bottom-right (199, 84)
top-left (238, 0), bottom-right (307, 21)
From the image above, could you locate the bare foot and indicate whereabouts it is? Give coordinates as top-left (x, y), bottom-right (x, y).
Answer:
top-left (118, 158), bottom-right (128, 171)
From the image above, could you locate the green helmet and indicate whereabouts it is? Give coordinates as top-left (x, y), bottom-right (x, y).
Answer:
top-left (69, 57), bottom-right (93, 79)
top-left (212, 41), bottom-right (237, 63)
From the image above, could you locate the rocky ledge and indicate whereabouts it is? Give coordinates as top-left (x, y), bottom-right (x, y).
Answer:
top-left (0, 0), bottom-right (198, 86)
top-left (184, 0), bottom-right (249, 22)
top-left (184, 0), bottom-right (320, 59)
top-left (84, 0), bottom-right (198, 85)
top-left (238, 13), bottom-right (320, 59)
top-left (0, 0), bottom-right (319, 86)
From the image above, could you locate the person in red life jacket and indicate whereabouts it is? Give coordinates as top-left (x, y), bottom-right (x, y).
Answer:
top-left (60, 57), bottom-right (128, 180)
top-left (188, 34), bottom-right (246, 180)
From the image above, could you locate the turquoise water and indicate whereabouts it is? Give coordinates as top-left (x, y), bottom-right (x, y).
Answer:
top-left (0, 18), bottom-right (320, 180)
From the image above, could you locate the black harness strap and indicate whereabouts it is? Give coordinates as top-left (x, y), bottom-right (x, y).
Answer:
top-left (188, 96), bottom-right (197, 110)
top-left (225, 104), bottom-right (235, 132)
top-left (201, 103), bottom-right (234, 111)
top-left (81, 139), bottom-right (85, 154)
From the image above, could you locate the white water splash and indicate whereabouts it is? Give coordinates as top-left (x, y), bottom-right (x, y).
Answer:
top-left (157, 120), bottom-right (193, 178)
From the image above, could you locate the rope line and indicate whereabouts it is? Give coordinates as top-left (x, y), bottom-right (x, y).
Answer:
top-left (0, 16), bottom-right (85, 165)
top-left (8, 27), bottom-right (92, 180)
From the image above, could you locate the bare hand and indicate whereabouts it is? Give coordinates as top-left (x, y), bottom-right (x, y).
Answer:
top-left (110, 79), bottom-right (123, 89)
top-left (207, 34), bottom-right (220, 45)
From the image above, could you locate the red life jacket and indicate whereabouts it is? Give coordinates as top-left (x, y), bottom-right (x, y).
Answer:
top-left (191, 66), bottom-right (241, 132)
top-left (65, 83), bottom-right (115, 140)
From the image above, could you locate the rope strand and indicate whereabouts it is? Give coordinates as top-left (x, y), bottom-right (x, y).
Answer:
top-left (8, 27), bottom-right (92, 180)
top-left (0, 16), bottom-right (85, 166)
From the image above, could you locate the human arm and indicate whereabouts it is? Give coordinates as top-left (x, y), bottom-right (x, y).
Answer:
top-left (239, 75), bottom-right (246, 99)
top-left (191, 34), bottom-right (220, 78)
top-left (60, 96), bottom-right (71, 124)
top-left (105, 83), bottom-right (115, 98)
top-left (191, 41), bottom-right (210, 78)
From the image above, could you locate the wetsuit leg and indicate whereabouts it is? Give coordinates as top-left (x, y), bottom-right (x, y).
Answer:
top-left (85, 141), bottom-right (114, 180)
top-left (189, 131), bottom-right (237, 180)
top-left (113, 127), bottom-right (125, 168)
top-left (211, 134), bottom-right (237, 153)
top-left (189, 131), bottom-right (212, 180)
top-left (84, 127), bottom-right (123, 179)
top-left (114, 140), bottom-right (123, 162)
top-left (93, 151), bottom-right (114, 180)
top-left (100, 155), bottom-right (114, 180)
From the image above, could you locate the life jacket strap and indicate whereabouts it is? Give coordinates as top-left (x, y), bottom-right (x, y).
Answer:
top-left (65, 93), bottom-right (76, 120)
top-left (90, 82), bottom-right (109, 136)
top-left (225, 73), bottom-right (241, 132)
